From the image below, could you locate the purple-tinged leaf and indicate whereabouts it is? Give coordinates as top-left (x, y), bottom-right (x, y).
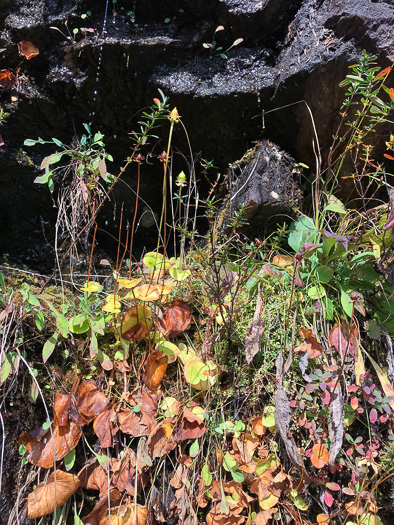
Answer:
top-left (342, 487), bottom-right (356, 496)
top-left (369, 408), bottom-right (378, 423)
top-left (326, 482), bottom-right (340, 491)
top-left (305, 383), bottom-right (319, 392)
top-left (322, 391), bottom-right (330, 405)
top-left (322, 230), bottom-right (351, 251)
top-left (298, 242), bottom-right (322, 259)
top-left (384, 207), bottom-right (394, 231)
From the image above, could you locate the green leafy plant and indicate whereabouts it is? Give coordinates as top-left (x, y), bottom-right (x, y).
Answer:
top-left (202, 26), bottom-right (243, 59)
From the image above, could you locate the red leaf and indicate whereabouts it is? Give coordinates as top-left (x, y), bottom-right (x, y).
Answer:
top-left (324, 490), bottom-right (334, 507)
top-left (389, 88), bottom-right (394, 101)
top-left (329, 321), bottom-right (359, 357)
top-left (384, 153), bottom-right (394, 161)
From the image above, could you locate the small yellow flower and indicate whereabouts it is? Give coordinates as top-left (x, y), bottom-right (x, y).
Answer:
top-left (169, 107), bottom-right (180, 122)
top-left (176, 170), bottom-right (187, 188)
top-left (81, 281), bottom-right (102, 293)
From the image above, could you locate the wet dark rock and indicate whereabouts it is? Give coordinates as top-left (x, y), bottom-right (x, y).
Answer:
top-left (0, 0), bottom-right (393, 267)
top-left (219, 140), bottom-right (300, 238)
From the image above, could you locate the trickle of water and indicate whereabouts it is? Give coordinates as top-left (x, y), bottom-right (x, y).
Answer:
top-left (89, 0), bottom-right (110, 121)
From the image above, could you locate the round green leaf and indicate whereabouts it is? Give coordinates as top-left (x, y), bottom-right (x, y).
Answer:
top-left (316, 265), bottom-right (334, 284)
top-left (308, 284), bottom-right (326, 299)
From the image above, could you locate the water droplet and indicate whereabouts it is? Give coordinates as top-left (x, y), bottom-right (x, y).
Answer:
top-left (94, 90), bottom-right (97, 95)
top-left (92, 112), bottom-right (95, 116)
top-left (113, 135), bottom-right (117, 139)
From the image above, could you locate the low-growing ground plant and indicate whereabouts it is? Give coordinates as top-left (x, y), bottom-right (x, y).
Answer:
top-left (1, 51), bottom-right (394, 525)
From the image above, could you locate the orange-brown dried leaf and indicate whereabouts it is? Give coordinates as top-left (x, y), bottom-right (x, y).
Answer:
top-left (110, 449), bottom-right (140, 496)
top-left (317, 514), bottom-right (331, 524)
top-left (295, 328), bottom-right (323, 359)
top-left (86, 463), bottom-right (110, 497)
top-left (82, 489), bottom-right (123, 524)
top-left (158, 300), bottom-right (191, 338)
top-left (269, 471), bottom-right (290, 497)
top-left (232, 437), bottom-right (253, 466)
top-left (28, 470), bottom-right (80, 519)
top-left (53, 393), bottom-right (84, 428)
top-left (249, 471), bottom-right (274, 500)
top-left (251, 416), bottom-right (266, 436)
top-left (17, 40), bottom-right (39, 59)
top-left (173, 407), bottom-right (207, 441)
top-left (19, 422), bottom-right (82, 468)
top-left (93, 404), bottom-right (119, 448)
top-left (224, 480), bottom-right (254, 508)
top-left (53, 394), bottom-right (73, 426)
top-left (142, 350), bottom-right (168, 391)
top-left (147, 419), bottom-right (177, 459)
top-left (0, 69), bottom-right (17, 90)
top-left (345, 500), bottom-right (364, 517)
top-left (254, 508), bottom-right (277, 525)
top-left (117, 386), bottom-right (159, 437)
top-left (77, 380), bottom-right (109, 424)
top-left (206, 501), bottom-right (245, 525)
top-left (310, 443), bottom-right (330, 469)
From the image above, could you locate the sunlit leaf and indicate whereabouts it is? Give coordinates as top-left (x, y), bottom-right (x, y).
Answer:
top-left (142, 350), bottom-right (168, 391)
top-left (28, 470), bottom-right (80, 519)
top-left (19, 422), bottom-right (82, 468)
top-left (260, 494), bottom-right (279, 510)
top-left (184, 356), bottom-right (217, 391)
top-left (77, 380), bottom-right (109, 424)
top-left (42, 332), bottom-right (59, 363)
top-left (81, 281), bottom-right (102, 293)
top-left (118, 277), bottom-right (142, 289)
top-left (158, 300), bottom-right (191, 338)
top-left (310, 443), bottom-right (329, 469)
top-left (160, 396), bottom-right (181, 417)
top-left (201, 464), bottom-right (212, 487)
top-left (0, 69), bottom-right (17, 91)
top-left (121, 304), bottom-right (153, 341)
top-left (134, 284), bottom-right (160, 301)
top-left (155, 340), bottom-right (180, 363)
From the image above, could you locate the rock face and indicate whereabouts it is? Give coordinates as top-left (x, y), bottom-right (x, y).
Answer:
top-left (0, 0), bottom-right (393, 266)
top-left (219, 141), bottom-right (300, 238)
